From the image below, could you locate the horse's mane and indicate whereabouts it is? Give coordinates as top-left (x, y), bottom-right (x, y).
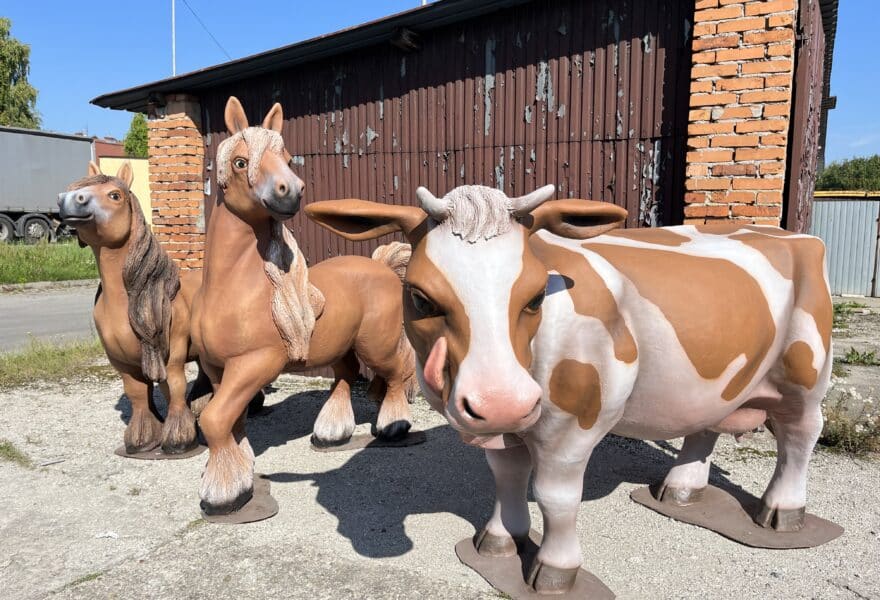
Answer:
top-left (69, 174), bottom-right (180, 382)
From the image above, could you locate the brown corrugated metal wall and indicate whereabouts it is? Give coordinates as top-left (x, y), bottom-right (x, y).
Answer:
top-left (200, 0), bottom-right (694, 265)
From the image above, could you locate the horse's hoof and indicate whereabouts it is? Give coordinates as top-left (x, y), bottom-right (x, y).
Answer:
top-left (124, 440), bottom-right (161, 455)
top-left (527, 559), bottom-right (579, 594)
top-left (200, 487), bottom-right (254, 516)
top-left (656, 484), bottom-right (706, 507)
top-left (373, 419), bottom-right (412, 441)
top-left (309, 433), bottom-right (353, 448)
top-left (755, 503), bottom-right (806, 532)
top-left (160, 438), bottom-right (199, 455)
top-left (474, 529), bottom-right (518, 558)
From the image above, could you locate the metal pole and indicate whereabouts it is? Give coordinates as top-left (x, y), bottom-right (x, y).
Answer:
top-left (171, 0), bottom-right (177, 76)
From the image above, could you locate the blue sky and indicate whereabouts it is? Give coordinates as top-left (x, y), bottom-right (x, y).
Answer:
top-left (3, 0), bottom-right (876, 164)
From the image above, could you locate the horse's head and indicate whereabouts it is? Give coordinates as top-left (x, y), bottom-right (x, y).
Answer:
top-left (58, 161), bottom-right (137, 248)
top-left (217, 96), bottom-right (304, 224)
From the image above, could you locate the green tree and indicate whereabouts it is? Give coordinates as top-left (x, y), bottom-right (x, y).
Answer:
top-left (123, 113), bottom-right (149, 158)
top-left (0, 17), bottom-right (39, 128)
top-left (816, 155), bottom-right (880, 191)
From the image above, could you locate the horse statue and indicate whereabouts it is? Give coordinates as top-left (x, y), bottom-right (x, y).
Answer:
top-left (59, 161), bottom-right (207, 458)
top-left (191, 96), bottom-right (418, 521)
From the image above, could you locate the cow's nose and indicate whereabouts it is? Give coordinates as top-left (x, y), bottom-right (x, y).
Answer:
top-left (461, 397), bottom-right (485, 421)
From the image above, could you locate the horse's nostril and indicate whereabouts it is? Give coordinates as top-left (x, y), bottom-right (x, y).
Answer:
top-left (277, 183), bottom-right (288, 195)
top-left (462, 397), bottom-right (485, 421)
top-left (76, 194), bottom-right (87, 204)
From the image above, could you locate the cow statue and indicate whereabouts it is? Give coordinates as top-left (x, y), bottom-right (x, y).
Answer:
top-left (305, 184), bottom-right (838, 595)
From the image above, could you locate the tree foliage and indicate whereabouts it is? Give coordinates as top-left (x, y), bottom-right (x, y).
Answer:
top-left (123, 113), bottom-right (149, 158)
top-left (816, 155), bottom-right (880, 191)
top-left (0, 17), bottom-right (39, 128)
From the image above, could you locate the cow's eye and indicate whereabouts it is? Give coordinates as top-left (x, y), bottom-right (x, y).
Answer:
top-left (233, 157), bottom-right (247, 169)
top-left (524, 290), bottom-right (545, 314)
top-left (409, 287), bottom-right (441, 318)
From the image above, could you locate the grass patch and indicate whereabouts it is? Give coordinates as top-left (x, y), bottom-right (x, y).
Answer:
top-left (819, 392), bottom-right (880, 456)
top-left (832, 358), bottom-right (849, 378)
top-left (0, 439), bottom-right (32, 467)
top-left (832, 301), bottom-right (868, 330)
top-left (0, 240), bottom-right (97, 284)
top-left (128, 486), bottom-right (142, 496)
top-left (733, 446), bottom-right (777, 461)
top-left (0, 336), bottom-right (109, 388)
top-left (58, 570), bottom-right (106, 592)
top-left (841, 347), bottom-right (880, 366)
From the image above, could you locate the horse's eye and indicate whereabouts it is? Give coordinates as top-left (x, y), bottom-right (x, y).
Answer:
top-left (108, 191), bottom-right (121, 201)
top-left (524, 290), bottom-right (545, 314)
top-left (233, 157), bottom-right (247, 169)
top-left (409, 287), bottom-right (441, 318)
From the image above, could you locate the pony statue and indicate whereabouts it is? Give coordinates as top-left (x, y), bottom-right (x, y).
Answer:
top-left (59, 161), bottom-right (206, 458)
top-left (191, 97), bottom-right (418, 521)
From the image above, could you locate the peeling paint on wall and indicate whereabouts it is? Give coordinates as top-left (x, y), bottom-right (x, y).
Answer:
top-left (536, 60), bottom-right (555, 112)
top-left (495, 148), bottom-right (505, 190)
top-left (642, 34), bottom-right (652, 54)
top-left (291, 155), bottom-right (305, 166)
top-left (365, 126), bottom-right (379, 146)
top-left (557, 104), bottom-right (566, 119)
top-left (484, 38), bottom-right (497, 136)
top-left (524, 105), bottom-right (533, 124)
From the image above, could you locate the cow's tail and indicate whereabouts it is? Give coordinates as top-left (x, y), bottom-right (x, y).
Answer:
top-left (371, 241), bottom-right (418, 402)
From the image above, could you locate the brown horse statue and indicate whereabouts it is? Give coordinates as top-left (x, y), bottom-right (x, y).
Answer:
top-left (58, 161), bottom-right (204, 457)
top-left (191, 96), bottom-right (417, 518)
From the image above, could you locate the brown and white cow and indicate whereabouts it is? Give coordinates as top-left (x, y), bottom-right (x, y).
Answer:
top-left (305, 184), bottom-right (832, 594)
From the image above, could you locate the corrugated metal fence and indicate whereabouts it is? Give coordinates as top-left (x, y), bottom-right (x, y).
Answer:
top-left (809, 191), bottom-right (880, 296)
top-left (199, 0), bottom-right (694, 266)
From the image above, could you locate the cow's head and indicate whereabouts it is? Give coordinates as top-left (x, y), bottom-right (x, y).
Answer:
top-left (305, 185), bottom-right (626, 440)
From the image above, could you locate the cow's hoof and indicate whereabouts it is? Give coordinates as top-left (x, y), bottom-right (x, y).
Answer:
top-left (474, 529), bottom-right (518, 558)
top-left (755, 503), bottom-right (806, 532)
top-left (373, 419), bottom-right (412, 442)
top-left (527, 559), bottom-right (579, 594)
top-left (310, 433), bottom-right (353, 448)
top-left (200, 487), bottom-right (254, 516)
top-left (655, 484), bottom-right (706, 507)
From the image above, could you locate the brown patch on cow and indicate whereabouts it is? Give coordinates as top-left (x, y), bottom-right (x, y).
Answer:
top-left (404, 244), bottom-right (471, 387)
top-left (508, 231), bottom-right (547, 369)
top-left (788, 237), bottom-right (832, 352)
top-left (548, 359), bottom-right (602, 429)
top-left (730, 232), bottom-right (795, 279)
top-left (530, 236), bottom-right (638, 364)
top-left (782, 341), bottom-right (818, 389)
top-left (606, 228), bottom-right (691, 247)
top-left (585, 243), bottom-right (776, 401)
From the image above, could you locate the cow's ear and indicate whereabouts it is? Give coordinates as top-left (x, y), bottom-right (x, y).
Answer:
top-left (305, 200), bottom-right (428, 243)
top-left (523, 200), bottom-right (627, 239)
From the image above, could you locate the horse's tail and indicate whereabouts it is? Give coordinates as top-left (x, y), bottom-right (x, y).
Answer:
top-left (371, 241), bottom-right (418, 402)
top-left (371, 241), bottom-right (411, 282)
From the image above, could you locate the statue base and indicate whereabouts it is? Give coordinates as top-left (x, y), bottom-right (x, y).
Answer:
top-left (310, 430), bottom-right (427, 452)
top-left (114, 443), bottom-right (207, 460)
top-left (202, 474), bottom-right (279, 524)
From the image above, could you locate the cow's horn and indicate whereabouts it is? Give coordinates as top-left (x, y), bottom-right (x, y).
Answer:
top-left (416, 186), bottom-right (451, 221)
top-left (510, 184), bottom-right (556, 216)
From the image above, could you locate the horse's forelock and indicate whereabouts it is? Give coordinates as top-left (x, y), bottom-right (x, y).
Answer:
top-left (217, 127), bottom-right (285, 188)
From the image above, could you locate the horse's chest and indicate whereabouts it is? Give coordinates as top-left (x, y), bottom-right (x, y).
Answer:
top-left (94, 298), bottom-right (141, 366)
top-left (197, 287), bottom-right (280, 363)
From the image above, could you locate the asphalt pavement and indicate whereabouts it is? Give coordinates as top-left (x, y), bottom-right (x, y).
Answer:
top-left (0, 284), bottom-right (97, 352)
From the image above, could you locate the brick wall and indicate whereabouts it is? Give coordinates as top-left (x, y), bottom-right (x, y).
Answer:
top-left (147, 102), bottom-right (205, 270)
top-left (684, 0), bottom-right (797, 226)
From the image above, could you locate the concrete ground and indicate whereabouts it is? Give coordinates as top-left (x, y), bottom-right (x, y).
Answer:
top-left (1, 371), bottom-right (878, 600)
top-left (0, 283), bottom-right (96, 352)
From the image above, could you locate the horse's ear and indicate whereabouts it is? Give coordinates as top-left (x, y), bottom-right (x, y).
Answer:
top-left (305, 200), bottom-right (428, 244)
top-left (262, 103), bottom-right (284, 133)
top-left (87, 160), bottom-right (101, 176)
top-left (225, 96), bottom-right (249, 134)
top-left (116, 161), bottom-right (134, 188)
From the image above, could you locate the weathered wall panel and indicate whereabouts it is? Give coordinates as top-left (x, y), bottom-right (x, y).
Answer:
top-left (200, 0), bottom-right (694, 264)
top-left (809, 197), bottom-right (880, 297)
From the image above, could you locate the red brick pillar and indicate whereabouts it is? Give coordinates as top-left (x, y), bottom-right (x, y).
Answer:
top-left (684, 0), bottom-right (797, 226)
top-left (147, 94), bottom-right (205, 269)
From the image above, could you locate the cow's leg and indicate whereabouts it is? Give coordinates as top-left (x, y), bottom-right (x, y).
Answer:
top-left (757, 394), bottom-right (824, 532)
top-left (373, 376), bottom-right (413, 441)
top-left (656, 430), bottom-right (720, 506)
top-left (476, 444), bottom-right (532, 557)
top-left (199, 353), bottom-right (281, 514)
top-left (121, 372), bottom-right (162, 453)
top-left (311, 351), bottom-right (358, 446)
top-left (159, 364), bottom-right (198, 454)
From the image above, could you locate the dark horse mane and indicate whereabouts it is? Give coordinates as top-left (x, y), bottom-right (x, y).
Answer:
top-left (68, 174), bottom-right (180, 382)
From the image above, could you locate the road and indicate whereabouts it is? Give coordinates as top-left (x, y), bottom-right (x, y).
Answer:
top-left (0, 285), bottom-right (96, 352)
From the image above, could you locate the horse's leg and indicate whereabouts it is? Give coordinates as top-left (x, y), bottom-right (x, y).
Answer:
top-left (311, 351), bottom-right (358, 446)
top-left (198, 352), bottom-right (281, 514)
top-left (159, 363), bottom-right (198, 454)
top-left (187, 360), bottom-right (214, 418)
top-left (121, 372), bottom-right (162, 453)
top-left (656, 430), bottom-right (720, 505)
top-left (756, 390), bottom-right (825, 531)
top-left (476, 444), bottom-right (533, 557)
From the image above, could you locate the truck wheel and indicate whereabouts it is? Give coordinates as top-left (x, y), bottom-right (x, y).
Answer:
top-left (22, 217), bottom-right (53, 244)
top-left (0, 215), bottom-right (14, 243)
